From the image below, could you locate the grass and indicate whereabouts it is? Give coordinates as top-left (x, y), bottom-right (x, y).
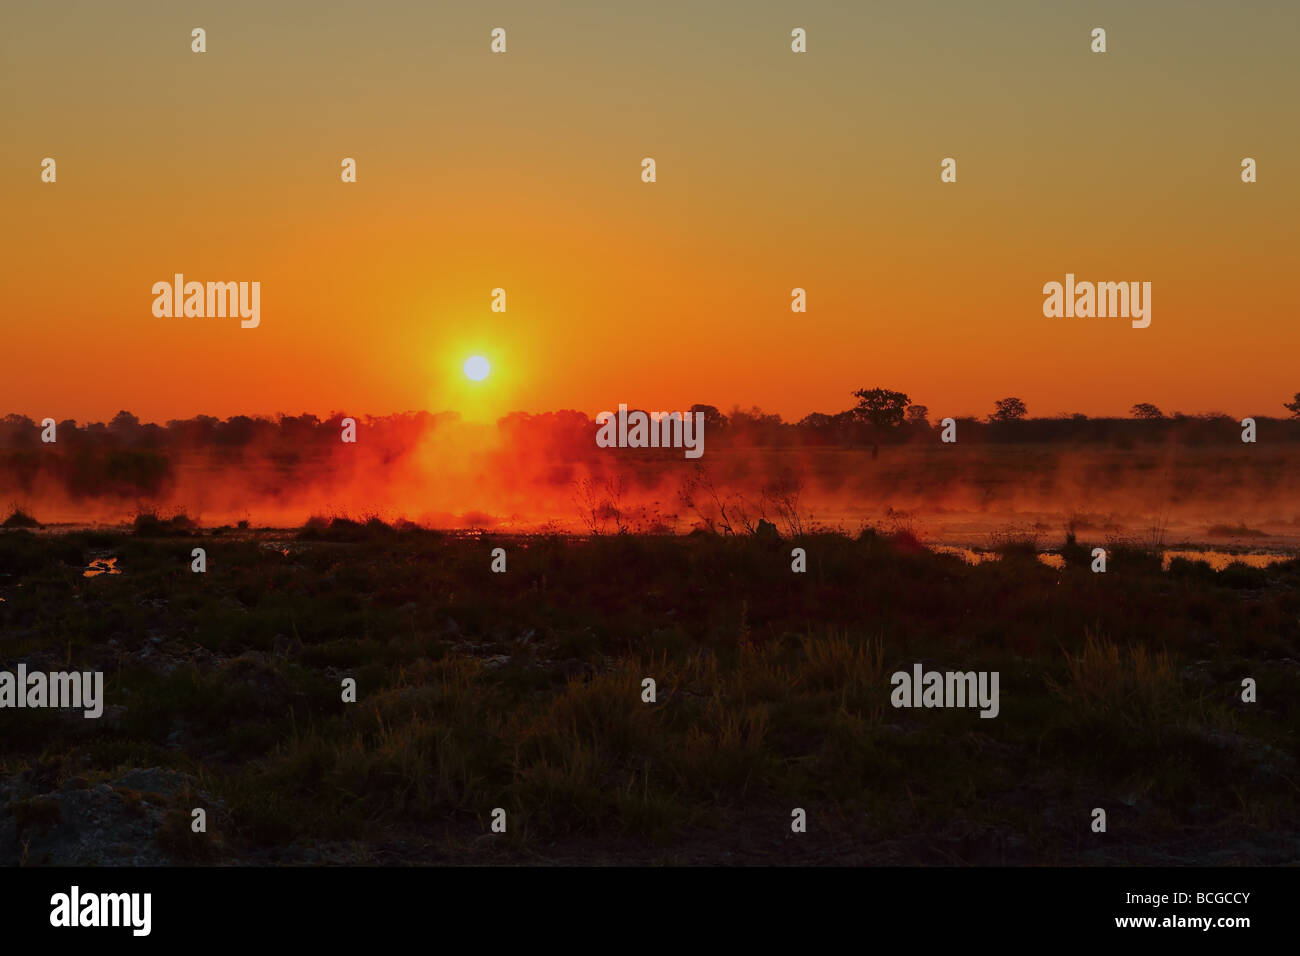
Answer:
top-left (1, 508), bottom-right (41, 529)
top-left (132, 509), bottom-right (197, 536)
top-left (0, 523), bottom-right (1297, 864)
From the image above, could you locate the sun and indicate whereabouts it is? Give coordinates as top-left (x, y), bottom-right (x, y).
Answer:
top-left (463, 355), bottom-right (490, 381)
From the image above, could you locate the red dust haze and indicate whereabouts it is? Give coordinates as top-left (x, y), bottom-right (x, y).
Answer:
top-left (3, 410), bottom-right (1299, 549)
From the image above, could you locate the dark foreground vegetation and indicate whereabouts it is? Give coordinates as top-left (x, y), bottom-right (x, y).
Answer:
top-left (1, 518), bottom-right (1297, 865)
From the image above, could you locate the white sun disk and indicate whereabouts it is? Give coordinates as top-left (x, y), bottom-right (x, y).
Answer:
top-left (464, 355), bottom-right (490, 381)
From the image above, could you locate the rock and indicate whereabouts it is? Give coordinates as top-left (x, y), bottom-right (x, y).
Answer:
top-left (2, 767), bottom-right (227, 866)
top-left (112, 767), bottom-right (196, 800)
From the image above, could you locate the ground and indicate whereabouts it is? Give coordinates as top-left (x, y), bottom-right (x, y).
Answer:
top-left (1, 521), bottom-right (1297, 865)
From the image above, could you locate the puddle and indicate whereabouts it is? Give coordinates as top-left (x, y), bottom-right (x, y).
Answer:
top-left (934, 547), bottom-right (1293, 571)
top-left (933, 546), bottom-right (1001, 565)
top-left (83, 556), bottom-right (122, 578)
top-left (1162, 551), bottom-right (1292, 571)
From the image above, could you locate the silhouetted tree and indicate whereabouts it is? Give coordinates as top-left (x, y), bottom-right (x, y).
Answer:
top-left (108, 410), bottom-right (141, 436)
top-left (853, 387), bottom-right (910, 458)
top-left (798, 412), bottom-right (836, 428)
top-left (1131, 403), bottom-right (1163, 420)
top-left (905, 404), bottom-right (930, 426)
top-left (990, 397), bottom-right (1027, 422)
top-left (1284, 392), bottom-right (1300, 418)
top-left (851, 388), bottom-right (910, 429)
top-left (689, 404), bottom-right (728, 430)
top-left (1, 414), bottom-right (37, 447)
top-left (727, 405), bottom-right (782, 428)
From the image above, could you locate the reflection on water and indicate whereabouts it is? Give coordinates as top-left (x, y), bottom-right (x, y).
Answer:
top-left (83, 556), bottom-right (121, 578)
top-left (933, 546), bottom-right (1001, 564)
top-left (1162, 550), bottom-right (1291, 571)
top-left (932, 546), bottom-right (1292, 571)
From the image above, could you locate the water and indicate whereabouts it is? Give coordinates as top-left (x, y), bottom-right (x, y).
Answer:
top-left (933, 547), bottom-right (1293, 571)
top-left (83, 556), bottom-right (122, 578)
top-left (1161, 550), bottom-right (1291, 571)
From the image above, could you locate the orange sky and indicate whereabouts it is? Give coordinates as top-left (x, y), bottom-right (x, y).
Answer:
top-left (2, 0), bottom-right (1298, 424)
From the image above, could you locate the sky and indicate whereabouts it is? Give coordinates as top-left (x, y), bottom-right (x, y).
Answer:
top-left (2, 0), bottom-right (1297, 424)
